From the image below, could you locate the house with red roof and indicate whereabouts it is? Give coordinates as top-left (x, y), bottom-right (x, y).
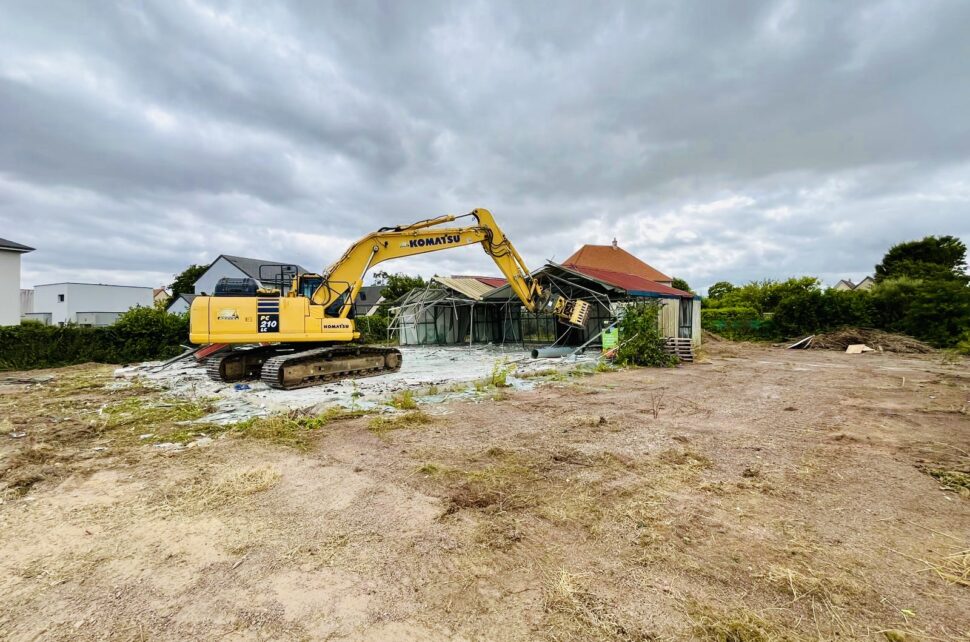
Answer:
top-left (484, 239), bottom-right (699, 348)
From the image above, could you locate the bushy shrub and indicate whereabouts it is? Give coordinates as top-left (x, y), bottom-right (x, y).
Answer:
top-left (772, 289), bottom-right (874, 338)
top-left (108, 306), bottom-right (190, 363)
top-left (614, 301), bottom-right (678, 367)
top-left (355, 314), bottom-right (390, 343)
top-left (870, 278), bottom-right (970, 348)
top-left (704, 277), bottom-right (820, 314)
top-left (0, 307), bottom-right (189, 371)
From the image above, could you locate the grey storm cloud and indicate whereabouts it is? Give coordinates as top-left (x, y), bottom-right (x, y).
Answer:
top-left (1, 0), bottom-right (968, 293)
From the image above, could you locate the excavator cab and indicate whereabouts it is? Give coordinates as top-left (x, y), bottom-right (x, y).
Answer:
top-left (294, 273), bottom-right (324, 299)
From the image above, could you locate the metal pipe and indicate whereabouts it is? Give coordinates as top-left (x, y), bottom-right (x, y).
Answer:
top-left (531, 346), bottom-right (583, 359)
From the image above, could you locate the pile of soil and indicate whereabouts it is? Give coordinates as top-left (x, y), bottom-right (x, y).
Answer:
top-left (810, 328), bottom-right (934, 353)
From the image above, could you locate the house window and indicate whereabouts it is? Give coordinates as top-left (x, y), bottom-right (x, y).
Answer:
top-left (58, 294), bottom-right (65, 302)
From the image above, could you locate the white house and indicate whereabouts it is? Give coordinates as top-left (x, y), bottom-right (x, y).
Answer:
top-left (33, 283), bottom-right (154, 326)
top-left (166, 293), bottom-right (197, 314)
top-left (0, 237), bottom-right (34, 326)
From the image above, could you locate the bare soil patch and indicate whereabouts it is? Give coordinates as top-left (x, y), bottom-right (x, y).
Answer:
top-left (1, 344), bottom-right (968, 640)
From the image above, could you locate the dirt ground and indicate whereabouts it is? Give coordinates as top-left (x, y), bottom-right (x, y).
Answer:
top-left (1, 341), bottom-right (968, 641)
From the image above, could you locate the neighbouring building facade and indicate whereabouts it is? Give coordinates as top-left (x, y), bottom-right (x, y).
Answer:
top-left (33, 283), bottom-right (154, 326)
top-left (0, 237), bottom-right (34, 326)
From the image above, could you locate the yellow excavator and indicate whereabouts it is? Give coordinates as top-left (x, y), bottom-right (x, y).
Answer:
top-left (190, 208), bottom-right (590, 390)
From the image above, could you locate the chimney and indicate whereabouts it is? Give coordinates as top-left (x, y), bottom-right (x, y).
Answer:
top-left (612, 237), bottom-right (618, 250)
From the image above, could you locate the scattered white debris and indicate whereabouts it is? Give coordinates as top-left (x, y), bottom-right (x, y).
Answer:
top-left (138, 433), bottom-right (154, 440)
top-left (845, 344), bottom-right (875, 354)
top-left (118, 345), bottom-right (596, 423)
top-left (10, 432), bottom-right (27, 439)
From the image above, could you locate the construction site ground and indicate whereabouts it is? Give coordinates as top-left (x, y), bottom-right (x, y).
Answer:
top-left (1, 340), bottom-right (968, 641)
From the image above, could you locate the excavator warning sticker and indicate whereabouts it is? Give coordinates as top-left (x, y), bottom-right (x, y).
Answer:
top-left (257, 299), bottom-right (280, 333)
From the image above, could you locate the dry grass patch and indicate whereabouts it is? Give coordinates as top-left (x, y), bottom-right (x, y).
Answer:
top-left (231, 407), bottom-right (366, 448)
top-left (102, 395), bottom-right (212, 429)
top-left (367, 410), bottom-right (432, 439)
top-left (565, 413), bottom-right (609, 429)
top-left (447, 460), bottom-right (540, 513)
top-left (281, 533), bottom-right (351, 569)
top-left (164, 466), bottom-right (281, 513)
top-left (923, 468), bottom-right (970, 498)
top-left (686, 601), bottom-right (807, 642)
top-left (543, 569), bottom-right (654, 641)
top-left (657, 448), bottom-right (713, 469)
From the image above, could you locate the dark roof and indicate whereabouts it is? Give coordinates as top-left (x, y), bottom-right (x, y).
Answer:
top-left (166, 293), bottom-right (197, 310)
top-left (204, 255), bottom-right (309, 283)
top-left (0, 237), bottom-right (35, 253)
top-left (354, 286), bottom-right (384, 311)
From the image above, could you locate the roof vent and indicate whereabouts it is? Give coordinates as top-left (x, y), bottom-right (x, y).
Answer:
top-left (612, 237), bottom-right (618, 250)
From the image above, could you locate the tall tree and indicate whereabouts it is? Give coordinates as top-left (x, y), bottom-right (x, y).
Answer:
top-left (875, 235), bottom-right (968, 282)
top-left (707, 281), bottom-right (735, 300)
top-left (671, 277), bottom-right (692, 293)
top-left (168, 264), bottom-right (207, 305)
top-left (370, 270), bottom-right (426, 315)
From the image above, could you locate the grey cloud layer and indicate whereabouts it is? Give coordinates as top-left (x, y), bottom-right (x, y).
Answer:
top-left (1, 0), bottom-right (968, 291)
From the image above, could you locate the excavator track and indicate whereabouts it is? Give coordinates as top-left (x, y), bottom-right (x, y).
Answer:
top-left (206, 345), bottom-right (298, 384)
top-left (260, 345), bottom-right (403, 390)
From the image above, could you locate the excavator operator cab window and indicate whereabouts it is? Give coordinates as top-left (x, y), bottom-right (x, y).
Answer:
top-left (297, 275), bottom-right (324, 299)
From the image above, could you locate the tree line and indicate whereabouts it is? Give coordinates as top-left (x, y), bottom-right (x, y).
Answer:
top-left (701, 235), bottom-right (970, 351)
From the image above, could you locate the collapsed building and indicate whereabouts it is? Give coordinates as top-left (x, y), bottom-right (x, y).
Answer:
top-left (389, 241), bottom-right (699, 351)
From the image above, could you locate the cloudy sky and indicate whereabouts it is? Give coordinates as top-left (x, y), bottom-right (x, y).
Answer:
top-left (2, 0), bottom-right (968, 294)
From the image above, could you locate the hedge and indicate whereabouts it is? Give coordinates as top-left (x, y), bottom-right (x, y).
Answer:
top-left (0, 307), bottom-right (189, 371)
top-left (701, 307), bottom-right (776, 340)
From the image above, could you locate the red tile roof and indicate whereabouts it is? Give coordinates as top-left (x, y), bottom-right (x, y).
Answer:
top-left (566, 265), bottom-right (693, 298)
top-left (563, 244), bottom-right (671, 284)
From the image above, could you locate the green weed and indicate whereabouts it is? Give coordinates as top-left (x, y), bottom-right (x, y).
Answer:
top-left (390, 389), bottom-right (418, 410)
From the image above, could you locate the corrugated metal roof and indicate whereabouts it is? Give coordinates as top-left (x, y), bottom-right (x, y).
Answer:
top-left (431, 276), bottom-right (498, 300)
top-left (563, 244), bottom-right (671, 284)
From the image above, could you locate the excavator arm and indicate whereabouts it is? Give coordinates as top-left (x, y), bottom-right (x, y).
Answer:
top-left (311, 208), bottom-right (585, 325)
